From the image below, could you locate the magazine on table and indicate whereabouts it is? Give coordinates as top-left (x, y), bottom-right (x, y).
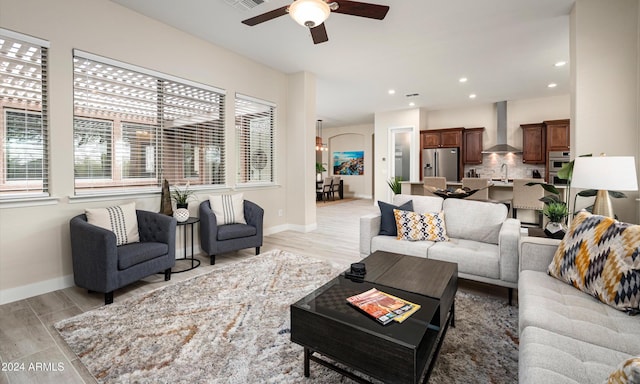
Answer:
top-left (346, 288), bottom-right (421, 325)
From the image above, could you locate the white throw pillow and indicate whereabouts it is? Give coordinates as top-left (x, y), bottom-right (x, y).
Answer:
top-left (85, 202), bottom-right (140, 246)
top-left (209, 194), bottom-right (246, 225)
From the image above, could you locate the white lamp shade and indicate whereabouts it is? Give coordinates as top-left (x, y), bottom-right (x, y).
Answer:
top-left (289, 0), bottom-right (330, 28)
top-left (571, 156), bottom-right (638, 191)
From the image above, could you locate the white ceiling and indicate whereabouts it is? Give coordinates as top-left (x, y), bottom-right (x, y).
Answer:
top-left (110, 0), bottom-right (575, 128)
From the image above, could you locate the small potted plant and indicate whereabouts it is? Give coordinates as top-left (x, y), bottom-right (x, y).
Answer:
top-left (542, 201), bottom-right (569, 238)
top-left (387, 176), bottom-right (402, 195)
top-left (171, 182), bottom-right (196, 209)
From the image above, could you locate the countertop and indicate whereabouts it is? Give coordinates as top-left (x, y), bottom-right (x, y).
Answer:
top-left (400, 179), bottom-right (565, 189)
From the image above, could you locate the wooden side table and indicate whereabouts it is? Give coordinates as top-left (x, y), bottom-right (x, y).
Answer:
top-left (173, 217), bottom-right (201, 273)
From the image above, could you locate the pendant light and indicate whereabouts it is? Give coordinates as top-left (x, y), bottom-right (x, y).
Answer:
top-left (315, 119), bottom-right (327, 151)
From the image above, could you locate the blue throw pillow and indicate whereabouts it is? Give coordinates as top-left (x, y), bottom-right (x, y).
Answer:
top-left (378, 200), bottom-right (413, 236)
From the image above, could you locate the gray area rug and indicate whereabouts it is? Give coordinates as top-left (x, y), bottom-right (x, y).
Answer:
top-left (55, 250), bottom-right (518, 383)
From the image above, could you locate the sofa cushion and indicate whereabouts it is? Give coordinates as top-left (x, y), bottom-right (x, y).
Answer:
top-left (392, 194), bottom-right (443, 215)
top-left (519, 270), bottom-right (640, 356)
top-left (86, 202), bottom-right (140, 246)
top-left (606, 356), bottom-right (640, 383)
top-left (209, 193), bottom-right (246, 225)
top-left (442, 199), bottom-right (507, 244)
top-left (393, 209), bottom-right (448, 242)
top-left (217, 223), bottom-right (257, 241)
top-left (548, 211), bottom-right (640, 314)
top-left (519, 326), bottom-right (631, 384)
top-left (370, 235), bottom-right (431, 258)
top-left (378, 200), bottom-right (413, 236)
top-left (117, 241), bottom-right (168, 270)
top-left (428, 238), bottom-right (500, 279)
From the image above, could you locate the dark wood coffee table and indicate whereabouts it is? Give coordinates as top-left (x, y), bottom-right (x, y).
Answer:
top-left (290, 251), bottom-right (458, 384)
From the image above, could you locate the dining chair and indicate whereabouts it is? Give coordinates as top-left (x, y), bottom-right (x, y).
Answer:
top-left (512, 178), bottom-right (544, 227)
top-left (331, 176), bottom-right (341, 200)
top-left (462, 178), bottom-right (491, 200)
top-left (423, 177), bottom-right (447, 196)
top-left (321, 177), bottom-right (333, 201)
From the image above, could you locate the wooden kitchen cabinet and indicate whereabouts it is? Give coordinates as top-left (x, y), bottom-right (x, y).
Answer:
top-left (521, 123), bottom-right (546, 164)
top-left (544, 119), bottom-right (570, 151)
top-left (463, 127), bottom-right (484, 164)
top-left (422, 131), bottom-right (441, 148)
top-left (420, 128), bottom-right (463, 148)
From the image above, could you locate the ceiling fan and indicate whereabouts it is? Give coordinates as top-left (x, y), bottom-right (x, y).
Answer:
top-left (241, 0), bottom-right (390, 44)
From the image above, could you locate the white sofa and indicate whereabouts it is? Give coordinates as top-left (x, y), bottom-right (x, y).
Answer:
top-left (519, 236), bottom-right (640, 383)
top-left (360, 194), bottom-right (521, 300)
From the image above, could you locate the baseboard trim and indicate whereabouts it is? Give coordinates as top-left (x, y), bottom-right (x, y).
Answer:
top-left (0, 274), bottom-right (75, 305)
top-left (1, 224), bottom-right (316, 305)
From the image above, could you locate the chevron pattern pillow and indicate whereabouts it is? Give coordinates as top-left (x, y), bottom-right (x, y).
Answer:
top-left (393, 209), bottom-right (449, 242)
top-left (548, 211), bottom-right (640, 313)
top-left (606, 356), bottom-right (640, 383)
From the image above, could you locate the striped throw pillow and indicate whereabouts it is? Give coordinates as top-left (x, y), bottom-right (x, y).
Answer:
top-left (85, 202), bottom-right (140, 246)
top-left (209, 194), bottom-right (246, 225)
top-left (548, 211), bottom-right (640, 313)
top-left (393, 209), bottom-right (449, 242)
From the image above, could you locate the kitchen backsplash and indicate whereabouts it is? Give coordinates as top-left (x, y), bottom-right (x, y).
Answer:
top-left (463, 153), bottom-right (546, 181)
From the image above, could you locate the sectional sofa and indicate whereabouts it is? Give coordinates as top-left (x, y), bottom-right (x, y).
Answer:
top-left (519, 217), bottom-right (640, 383)
top-left (360, 194), bottom-right (521, 301)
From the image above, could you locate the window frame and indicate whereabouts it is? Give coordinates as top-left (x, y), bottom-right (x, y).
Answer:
top-left (0, 28), bottom-right (50, 200)
top-left (72, 50), bottom-right (227, 196)
top-left (235, 93), bottom-right (276, 186)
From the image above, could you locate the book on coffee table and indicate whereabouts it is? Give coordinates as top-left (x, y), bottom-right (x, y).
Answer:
top-left (346, 288), bottom-right (420, 325)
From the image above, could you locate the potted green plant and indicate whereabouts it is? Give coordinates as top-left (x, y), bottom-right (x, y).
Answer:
top-left (525, 180), bottom-right (569, 238)
top-left (171, 183), bottom-right (196, 209)
top-left (542, 201), bottom-right (569, 234)
top-left (387, 176), bottom-right (402, 195)
top-left (316, 162), bottom-right (326, 182)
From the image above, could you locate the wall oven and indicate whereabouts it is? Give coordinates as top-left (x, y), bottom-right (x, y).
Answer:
top-left (548, 151), bottom-right (570, 185)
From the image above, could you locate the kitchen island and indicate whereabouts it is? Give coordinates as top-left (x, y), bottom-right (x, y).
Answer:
top-left (400, 180), bottom-right (515, 200)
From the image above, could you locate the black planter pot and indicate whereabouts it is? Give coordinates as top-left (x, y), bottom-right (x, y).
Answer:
top-left (176, 203), bottom-right (188, 209)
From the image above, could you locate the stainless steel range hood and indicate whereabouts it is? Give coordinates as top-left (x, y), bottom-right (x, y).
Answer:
top-left (481, 101), bottom-right (522, 154)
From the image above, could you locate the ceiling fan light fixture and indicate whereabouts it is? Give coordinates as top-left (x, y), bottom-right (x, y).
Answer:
top-left (289, 0), bottom-right (331, 28)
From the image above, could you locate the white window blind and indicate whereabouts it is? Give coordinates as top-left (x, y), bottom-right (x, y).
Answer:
top-left (0, 29), bottom-right (49, 199)
top-left (235, 94), bottom-right (274, 185)
top-left (73, 51), bottom-right (225, 195)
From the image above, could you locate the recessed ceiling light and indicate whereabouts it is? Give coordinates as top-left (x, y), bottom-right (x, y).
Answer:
top-left (554, 61), bottom-right (566, 67)
top-left (388, 89), bottom-right (396, 95)
top-left (548, 83), bottom-right (557, 88)
top-left (459, 77), bottom-right (468, 83)
top-left (409, 102), bottom-right (416, 107)
top-left (469, 94), bottom-right (476, 99)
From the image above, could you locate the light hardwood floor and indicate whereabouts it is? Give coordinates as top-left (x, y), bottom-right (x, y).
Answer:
top-left (0, 198), bottom-right (512, 384)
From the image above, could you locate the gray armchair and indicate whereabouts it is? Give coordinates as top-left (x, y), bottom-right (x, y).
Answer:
top-left (70, 210), bottom-right (177, 305)
top-left (199, 199), bottom-right (264, 265)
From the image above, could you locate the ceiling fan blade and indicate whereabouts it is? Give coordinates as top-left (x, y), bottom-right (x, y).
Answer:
top-left (310, 23), bottom-right (329, 44)
top-left (241, 5), bottom-right (289, 26)
top-left (333, 1), bottom-right (389, 20)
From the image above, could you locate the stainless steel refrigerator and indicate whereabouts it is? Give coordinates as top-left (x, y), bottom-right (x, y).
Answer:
top-left (422, 148), bottom-right (459, 181)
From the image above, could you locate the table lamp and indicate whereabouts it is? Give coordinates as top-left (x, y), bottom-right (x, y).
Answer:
top-left (571, 155), bottom-right (638, 218)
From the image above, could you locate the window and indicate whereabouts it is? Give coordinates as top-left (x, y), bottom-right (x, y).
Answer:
top-left (235, 94), bottom-right (274, 184)
top-left (73, 51), bottom-right (225, 195)
top-left (0, 29), bottom-right (49, 198)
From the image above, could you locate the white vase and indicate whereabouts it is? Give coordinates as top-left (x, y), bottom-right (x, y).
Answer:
top-left (174, 208), bottom-right (190, 222)
top-left (544, 221), bottom-right (566, 239)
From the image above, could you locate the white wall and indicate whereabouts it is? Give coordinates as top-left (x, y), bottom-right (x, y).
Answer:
top-left (374, 109), bottom-right (422, 203)
top-left (571, 0), bottom-right (640, 224)
top-left (0, 0), bottom-right (304, 303)
top-left (321, 124), bottom-right (374, 199)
